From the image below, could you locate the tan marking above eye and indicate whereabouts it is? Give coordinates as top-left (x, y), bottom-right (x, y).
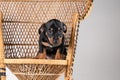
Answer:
top-left (50, 28), bottom-right (53, 31)
top-left (58, 28), bottom-right (61, 30)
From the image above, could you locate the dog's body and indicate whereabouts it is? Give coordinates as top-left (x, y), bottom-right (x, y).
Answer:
top-left (35, 19), bottom-right (67, 59)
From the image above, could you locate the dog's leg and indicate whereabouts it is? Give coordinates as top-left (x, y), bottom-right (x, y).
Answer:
top-left (35, 48), bottom-right (46, 59)
top-left (42, 42), bottom-right (52, 48)
top-left (55, 49), bottom-right (61, 59)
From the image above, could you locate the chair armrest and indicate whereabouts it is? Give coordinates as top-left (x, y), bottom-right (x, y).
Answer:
top-left (66, 13), bottom-right (79, 64)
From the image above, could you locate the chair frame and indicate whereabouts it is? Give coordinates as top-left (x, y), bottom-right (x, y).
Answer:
top-left (0, 11), bottom-right (79, 80)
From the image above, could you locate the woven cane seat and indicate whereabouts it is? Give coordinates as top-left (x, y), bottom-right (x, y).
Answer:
top-left (0, 0), bottom-right (93, 80)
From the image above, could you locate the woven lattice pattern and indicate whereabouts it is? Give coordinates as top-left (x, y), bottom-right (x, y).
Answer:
top-left (0, 0), bottom-right (92, 59)
top-left (0, 0), bottom-right (93, 80)
top-left (7, 64), bottom-right (65, 80)
top-left (2, 22), bottom-right (71, 59)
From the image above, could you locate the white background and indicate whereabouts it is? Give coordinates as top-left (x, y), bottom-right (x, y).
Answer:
top-left (6, 0), bottom-right (120, 80)
top-left (73, 0), bottom-right (120, 80)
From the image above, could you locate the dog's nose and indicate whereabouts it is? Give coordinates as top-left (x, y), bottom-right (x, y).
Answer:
top-left (53, 37), bottom-right (58, 44)
top-left (53, 39), bottom-right (58, 44)
top-left (53, 34), bottom-right (58, 44)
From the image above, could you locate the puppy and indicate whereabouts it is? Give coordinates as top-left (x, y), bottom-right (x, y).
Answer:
top-left (35, 19), bottom-right (67, 59)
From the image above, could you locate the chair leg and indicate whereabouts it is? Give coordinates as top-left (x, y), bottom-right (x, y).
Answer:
top-left (65, 13), bottom-right (79, 80)
top-left (0, 11), bottom-right (6, 80)
top-left (64, 67), bottom-right (71, 80)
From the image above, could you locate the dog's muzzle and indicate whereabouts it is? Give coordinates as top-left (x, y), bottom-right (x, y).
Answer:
top-left (53, 34), bottom-right (59, 44)
top-left (53, 39), bottom-right (58, 44)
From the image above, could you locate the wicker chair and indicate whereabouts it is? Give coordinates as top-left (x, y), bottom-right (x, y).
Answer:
top-left (0, 0), bottom-right (93, 80)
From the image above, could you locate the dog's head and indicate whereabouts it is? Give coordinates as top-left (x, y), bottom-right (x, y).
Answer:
top-left (39, 19), bottom-right (67, 47)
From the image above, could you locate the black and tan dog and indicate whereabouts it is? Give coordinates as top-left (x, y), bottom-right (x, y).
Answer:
top-left (35, 19), bottom-right (67, 59)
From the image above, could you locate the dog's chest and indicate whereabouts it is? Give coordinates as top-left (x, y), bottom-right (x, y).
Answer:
top-left (46, 47), bottom-right (58, 56)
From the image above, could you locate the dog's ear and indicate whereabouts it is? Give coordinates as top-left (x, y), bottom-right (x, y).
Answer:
top-left (63, 23), bottom-right (67, 33)
top-left (39, 23), bottom-right (46, 34)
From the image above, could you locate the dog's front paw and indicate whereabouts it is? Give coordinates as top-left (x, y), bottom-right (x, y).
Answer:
top-left (34, 53), bottom-right (46, 59)
top-left (55, 53), bottom-right (61, 60)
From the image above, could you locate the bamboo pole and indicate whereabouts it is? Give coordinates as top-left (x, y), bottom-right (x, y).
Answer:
top-left (65, 13), bottom-right (79, 80)
top-left (4, 59), bottom-right (67, 65)
top-left (0, 12), bottom-right (6, 80)
top-left (0, 0), bottom-right (84, 2)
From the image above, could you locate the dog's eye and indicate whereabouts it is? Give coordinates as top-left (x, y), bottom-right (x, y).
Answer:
top-left (49, 28), bottom-right (53, 33)
top-left (58, 28), bottom-right (62, 31)
top-left (49, 28), bottom-right (53, 31)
